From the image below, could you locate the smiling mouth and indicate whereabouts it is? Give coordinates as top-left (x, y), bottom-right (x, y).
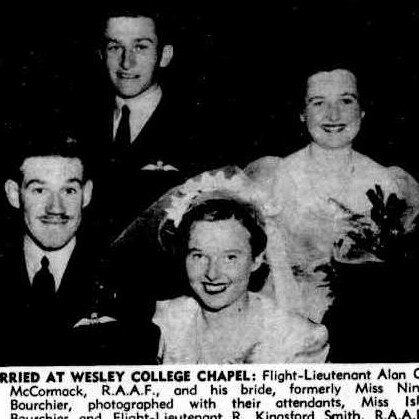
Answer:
top-left (203, 282), bottom-right (229, 294)
top-left (39, 217), bottom-right (70, 225)
top-left (322, 124), bottom-right (346, 133)
top-left (117, 72), bottom-right (140, 80)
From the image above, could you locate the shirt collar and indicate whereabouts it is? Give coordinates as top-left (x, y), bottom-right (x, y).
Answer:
top-left (115, 84), bottom-right (162, 114)
top-left (24, 236), bottom-right (76, 290)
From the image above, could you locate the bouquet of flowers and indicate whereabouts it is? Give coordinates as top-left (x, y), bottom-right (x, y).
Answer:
top-left (333, 185), bottom-right (416, 264)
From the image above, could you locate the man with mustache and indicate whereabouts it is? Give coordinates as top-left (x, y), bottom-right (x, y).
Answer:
top-left (0, 136), bottom-right (96, 365)
top-left (0, 135), bottom-right (159, 365)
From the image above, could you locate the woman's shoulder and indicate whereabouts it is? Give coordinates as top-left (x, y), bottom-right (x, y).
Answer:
top-left (244, 147), bottom-right (307, 177)
top-left (274, 312), bottom-right (329, 363)
top-left (153, 296), bottom-right (198, 328)
top-left (266, 302), bottom-right (328, 343)
top-left (355, 153), bottom-right (419, 218)
top-left (153, 297), bottom-right (200, 364)
top-left (353, 152), bottom-right (418, 187)
top-left (387, 166), bottom-right (419, 230)
top-left (387, 166), bottom-right (419, 197)
top-left (244, 156), bottom-right (282, 182)
top-left (354, 152), bottom-right (391, 174)
top-left (351, 152), bottom-right (405, 197)
top-left (249, 293), bottom-right (329, 363)
top-left (245, 148), bottom-right (308, 180)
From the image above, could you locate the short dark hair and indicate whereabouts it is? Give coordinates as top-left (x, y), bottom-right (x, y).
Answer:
top-left (173, 198), bottom-right (269, 292)
top-left (8, 130), bottom-right (91, 185)
top-left (177, 198), bottom-right (267, 259)
top-left (98, 2), bottom-right (173, 48)
top-left (295, 57), bottom-right (367, 113)
top-left (156, 197), bottom-right (269, 293)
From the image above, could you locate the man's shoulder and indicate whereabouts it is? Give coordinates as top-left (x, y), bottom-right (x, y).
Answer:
top-left (0, 237), bottom-right (24, 268)
top-left (0, 239), bottom-right (28, 305)
top-left (146, 92), bottom-right (202, 135)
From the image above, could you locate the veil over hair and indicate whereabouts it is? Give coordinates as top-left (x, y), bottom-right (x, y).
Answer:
top-left (111, 166), bottom-right (249, 249)
top-left (111, 166), bottom-right (301, 311)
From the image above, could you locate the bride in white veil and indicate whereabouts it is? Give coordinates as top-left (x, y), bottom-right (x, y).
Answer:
top-left (112, 166), bottom-right (328, 364)
top-left (113, 166), bottom-right (306, 315)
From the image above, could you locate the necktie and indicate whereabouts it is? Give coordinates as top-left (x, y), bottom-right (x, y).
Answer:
top-left (114, 105), bottom-right (131, 152)
top-left (32, 256), bottom-right (56, 305)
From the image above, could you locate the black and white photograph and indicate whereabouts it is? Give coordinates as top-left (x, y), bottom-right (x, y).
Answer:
top-left (0, 1), bottom-right (419, 366)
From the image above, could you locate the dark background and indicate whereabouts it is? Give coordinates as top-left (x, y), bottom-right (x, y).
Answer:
top-left (0, 1), bottom-right (418, 175)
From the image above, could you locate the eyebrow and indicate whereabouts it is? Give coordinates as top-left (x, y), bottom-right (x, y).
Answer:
top-left (24, 178), bottom-right (83, 188)
top-left (307, 92), bottom-right (359, 103)
top-left (187, 247), bottom-right (244, 254)
top-left (340, 92), bottom-right (358, 98)
top-left (67, 178), bottom-right (84, 185)
top-left (306, 95), bottom-right (324, 103)
top-left (105, 37), bottom-right (155, 44)
top-left (24, 179), bottom-right (46, 188)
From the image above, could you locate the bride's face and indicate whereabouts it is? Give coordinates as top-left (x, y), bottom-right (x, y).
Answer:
top-left (185, 218), bottom-right (262, 312)
top-left (301, 69), bottom-right (364, 149)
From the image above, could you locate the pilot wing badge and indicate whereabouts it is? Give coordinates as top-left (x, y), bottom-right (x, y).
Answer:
top-left (141, 160), bottom-right (180, 171)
